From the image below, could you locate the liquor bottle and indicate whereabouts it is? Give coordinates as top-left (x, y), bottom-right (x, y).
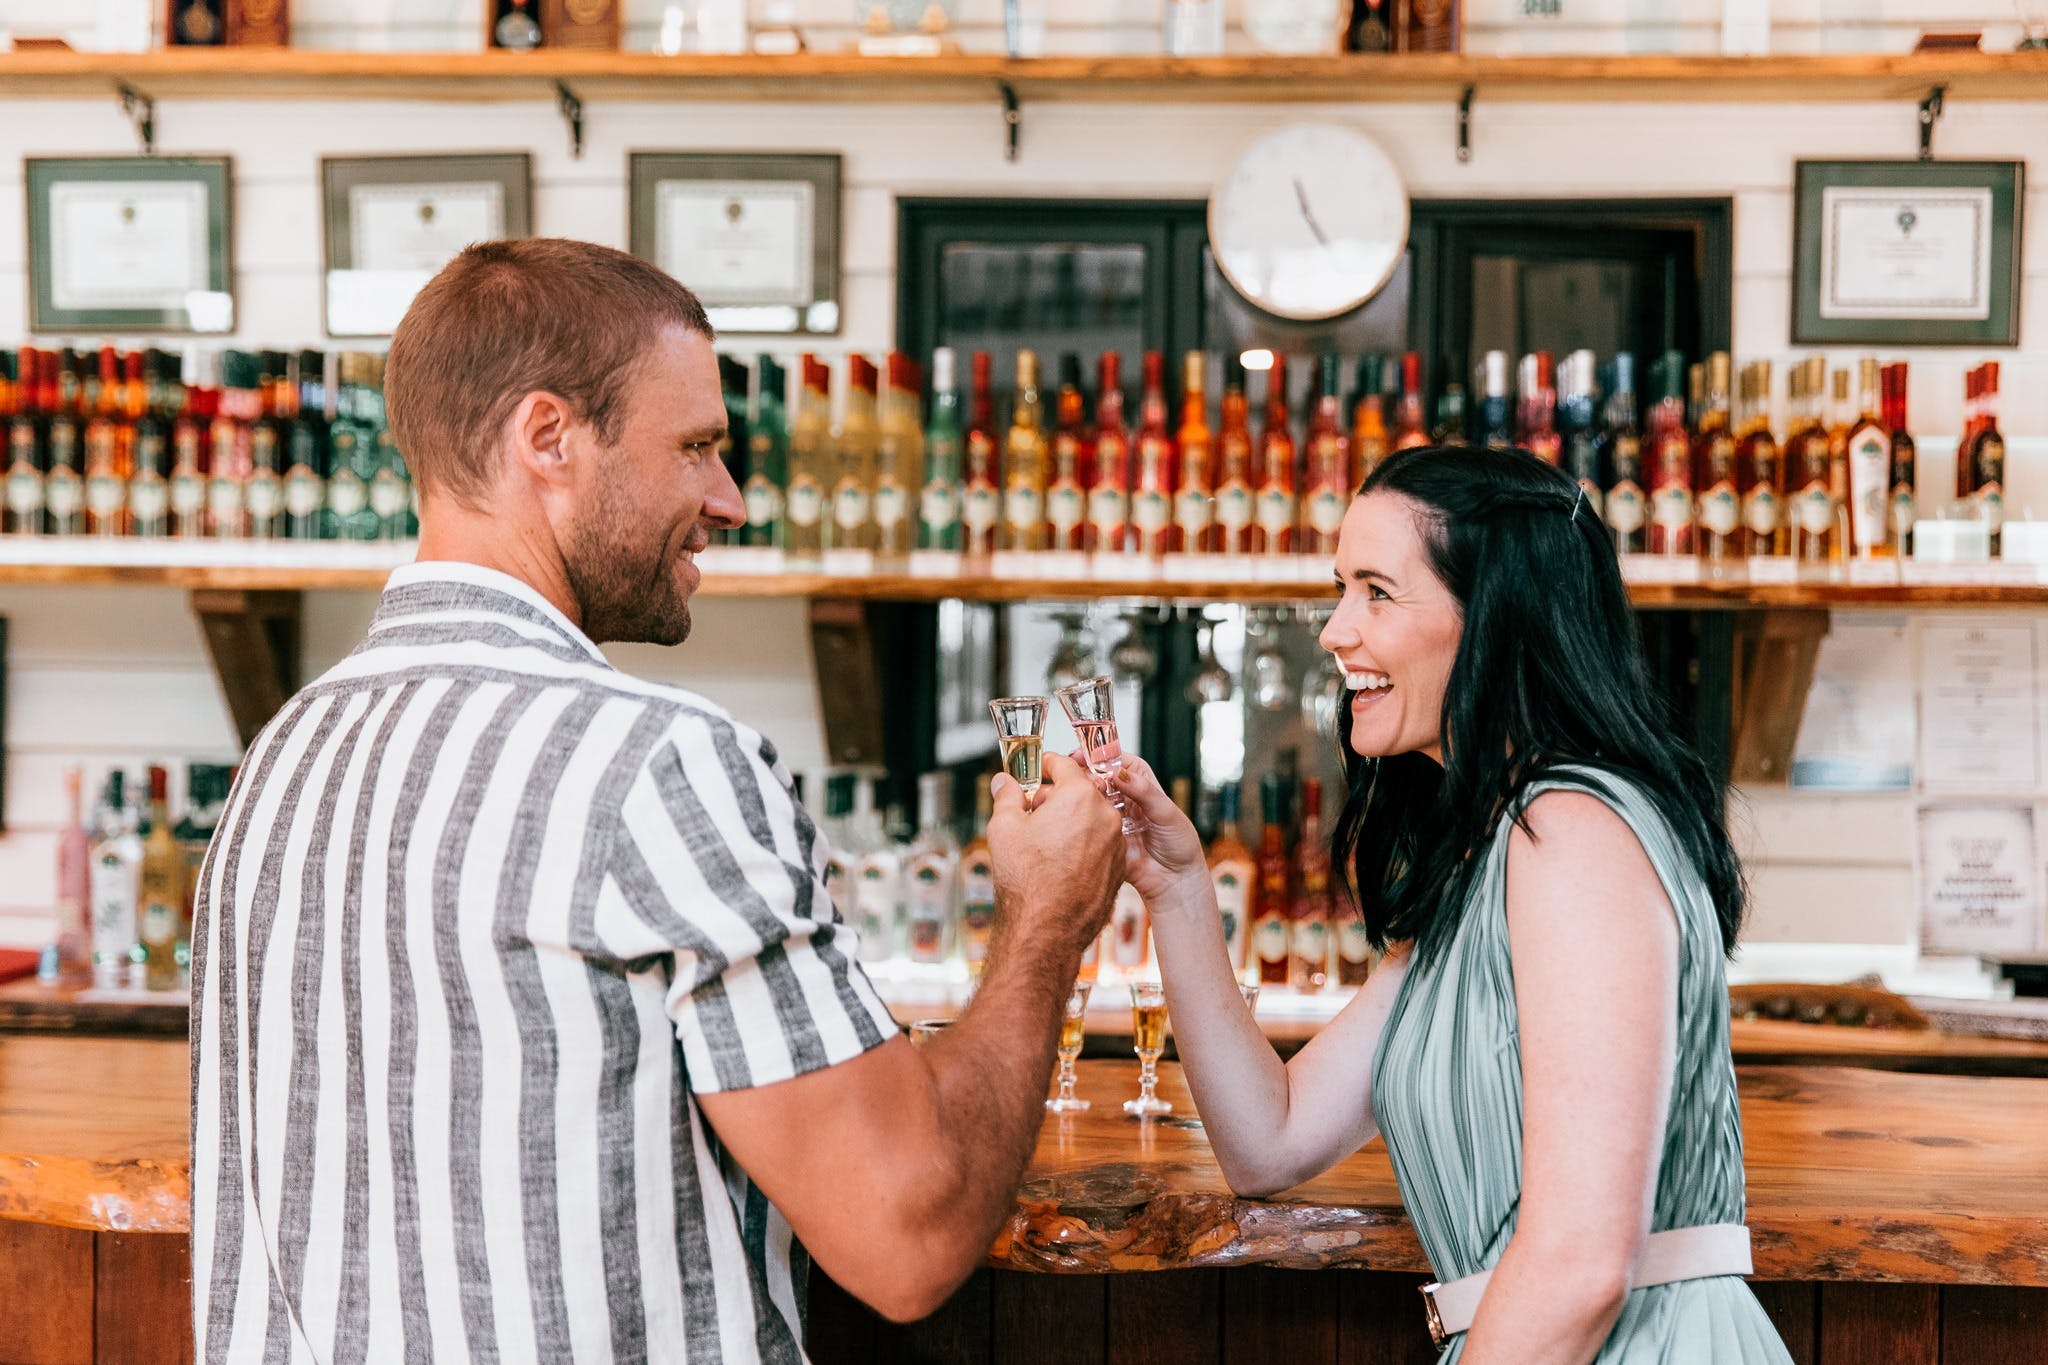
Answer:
top-left (917, 349), bottom-right (962, 551)
top-left (1786, 359), bottom-right (1836, 565)
top-left (5, 349), bottom-right (45, 536)
top-left (1333, 888), bottom-right (1374, 989)
top-left (1398, 0), bottom-right (1459, 51)
top-left (367, 358), bottom-right (412, 541)
top-left (1964, 362), bottom-right (2006, 554)
top-left (491, 0), bottom-right (544, 47)
top-left (171, 351), bottom-right (214, 540)
top-left (137, 766), bottom-right (185, 992)
top-left (716, 354), bottom-right (751, 545)
top-left (44, 350), bottom-right (85, 536)
top-left (829, 355), bottom-right (879, 552)
top-left (1215, 354), bottom-right (1258, 555)
top-left (784, 355), bottom-right (832, 556)
top-left (743, 356), bottom-right (789, 549)
top-left (1692, 352), bottom-right (1740, 567)
top-left (1251, 772), bottom-right (1293, 987)
top-left (902, 772), bottom-right (958, 967)
top-left (1600, 355), bottom-right (1647, 554)
top-left (1958, 365), bottom-right (1984, 478)
top-left (283, 351), bottom-right (329, 542)
top-left (1002, 349), bottom-right (1050, 552)
top-left (55, 765), bottom-right (91, 980)
top-left (1130, 351), bottom-right (1177, 557)
top-left (89, 771), bottom-right (141, 989)
top-left (875, 352), bottom-right (924, 556)
top-left (1516, 352), bottom-right (1562, 465)
top-left (1559, 349), bottom-right (1602, 519)
top-left (1843, 358), bottom-right (1891, 559)
top-left (1302, 355), bottom-right (1352, 555)
top-left (958, 781), bottom-right (997, 981)
top-left (952, 351), bottom-right (997, 554)
top-left (1087, 352), bottom-right (1133, 554)
top-left (1207, 782), bottom-right (1255, 976)
top-left (1432, 380), bottom-right (1468, 447)
top-left (1350, 353), bottom-right (1388, 485)
top-left (1346, 0), bottom-right (1392, 51)
top-left (125, 351), bottom-right (170, 540)
top-left (245, 350), bottom-right (290, 540)
top-left (1735, 361), bottom-right (1784, 558)
top-left (175, 764), bottom-right (231, 979)
top-left (84, 347), bottom-right (130, 537)
top-left (1253, 357), bottom-right (1297, 556)
top-left (1046, 354), bottom-right (1091, 552)
top-left (1826, 368), bottom-right (1854, 551)
top-left (1476, 351), bottom-right (1513, 449)
top-left (1645, 351), bottom-right (1694, 557)
top-left (1173, 351), bottom-right (1216, 554)
top-left (209, 350), bottom-right (258, 539)
top-left (1290, 778), bottom-right (1332, 992)
top-left (1883, 363), bottom-right (1917, 557)
top-left (1103, 879), bottom-right (1149, 976)
top-left (821, 773), bottom-right (857, 927)
top-left (1391, 351), bottom-right (1430, 451)
top-left (851, 778), bottom-right (901, 964)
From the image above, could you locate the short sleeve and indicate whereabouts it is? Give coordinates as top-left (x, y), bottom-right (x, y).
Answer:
top-left (603, 708), bottom-right (898, 1093)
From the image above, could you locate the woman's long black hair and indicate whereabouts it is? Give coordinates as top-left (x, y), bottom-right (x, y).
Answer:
top-left (1333, 445), bottom-right (1746, 962)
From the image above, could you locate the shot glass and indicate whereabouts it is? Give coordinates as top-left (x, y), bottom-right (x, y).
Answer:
top-left (1047, 981), bottom-right (1092, 1113)
top-left (1054, 674), bottom-right (1138, 834)
top-left (988, 696), bottom-right (1049, 808)
top-left (1124, 981), bottom-right (1173, 1117)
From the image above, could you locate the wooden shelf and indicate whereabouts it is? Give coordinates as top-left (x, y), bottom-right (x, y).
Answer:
top-left (1, 49), bottom-right (2044, 105)
top-left (3, 542), bottom-right (2047, 606)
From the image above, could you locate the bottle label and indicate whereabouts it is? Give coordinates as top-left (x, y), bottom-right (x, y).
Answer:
top-left (1174, 487), bottom-right (1213, 537)
top-left (1047, 485), bottom-right (1085, 539)
top-left (140, 899), bottom-right (178, 948)
top-left (1978, 483), bottom-right (2004, 535)
top-left (1889, 485), bottom-right (1916, 542)
top-left (1697, 483), bottom-right (1739, 537)
top-left (251, 426), bottom-right (280, 473)
top-left (45, 468), bottom-right (84, 521)
top-left (960, 863), bottom-right (996, 963)
top-left (129, 476), bottom-right (170, 525)
top-left (920, 479), bottom-right (960, 532)
top-left (1650, 485), bottom-right (1692, 532)
top-left (1252, 913), bottom-right (1290, 966)
top-left (853, 864), bottom-right (897, 961)
top-left (1338, 916), bottom-right (1374, 966)
top-left (369, 470), bottom-right (409, 519)
top-left (1213, 867), bottom-right (1250, 964)
top-left (1307, 488), bottom-right (1347, 535)
top-left (1215, 484), bottom-right (1254, 532)
top-left (1847, 432), bottom-right (1890, 551)
top-left (873, 480), bottom-right (909, 531)
top-left (1109, 884), bottom-right (1149, 968)
top-left (85, 473), bottom-right (126, 521)
top-left (1256, 487), bottom-right (1296, 535)
top-left (1291, 918), bottom-right (1330, 967)
top-left (285, 470), bottom-right (325, 519)
top-left (5, 466), bottom-right (43, 517)
top-left (1741, 485), bottom-right (1780, 538)
top-left (1606, 481), bottom-right (1646, 534)
top-left (1088, 486), bottom-right (1128, 537)
top-left (1576, 478), bottom-right (1605, 524)
top-left (247, 471), bottom-right (284, 522)
top-left (962, 483), bottom-right (1000, 535)
top-left (1132, 487), bottom-right (1171, 534)
top-left (209, 476), bottom-right (244, 524)
top-left (744, 475), bottom-right (785, 528)
top-left (786, 475), bottom-right (824, 527)
top-left (1004, 484), bottom-right (1043, 533)
top-left (326, 470), bottom-right (367, 518)
top-left (832, 481), bottom-right (871, 531)
top-left (170, 472), bottom-right (207, 518)
top-left (905, 861), bottom-right (951, 964)
top-left (1794, 482), bottom-right (1835, 535)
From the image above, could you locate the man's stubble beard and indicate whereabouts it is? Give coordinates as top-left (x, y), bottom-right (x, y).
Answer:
top-left (563, 484), bottom-right (693, 647)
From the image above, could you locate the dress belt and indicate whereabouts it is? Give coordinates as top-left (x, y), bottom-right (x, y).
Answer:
top-left (1419, 1223), bottom-right (1754, 1349)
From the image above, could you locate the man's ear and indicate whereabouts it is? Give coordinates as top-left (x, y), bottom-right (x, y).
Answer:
top-left (508, 390), bottom-right (575, 486)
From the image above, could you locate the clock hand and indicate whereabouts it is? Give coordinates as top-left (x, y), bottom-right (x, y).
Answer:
top-left (1293, 177), bottom-right (1329, 247)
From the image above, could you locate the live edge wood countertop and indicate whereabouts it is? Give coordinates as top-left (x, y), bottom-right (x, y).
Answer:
top-left (3, 1038), bottom-right (2045, 1287)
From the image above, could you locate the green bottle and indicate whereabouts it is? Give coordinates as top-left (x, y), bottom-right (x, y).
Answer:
top-left (742, 355), bottom-right (787, 548)
top-left (918, 347), bottom-right (963, 551)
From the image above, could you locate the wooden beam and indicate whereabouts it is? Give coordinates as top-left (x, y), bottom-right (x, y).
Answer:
top-left (189, 589), bottom-right (301, 749)
top-left (1730, 608), bottom-right (1831, 785)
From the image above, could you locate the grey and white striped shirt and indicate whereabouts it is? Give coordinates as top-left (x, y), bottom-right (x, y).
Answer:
top-left (191, 561), bottom-right (897, 1363)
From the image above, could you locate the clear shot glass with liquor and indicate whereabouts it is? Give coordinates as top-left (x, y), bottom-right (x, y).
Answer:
top-left (988, 695), bottom-right (1048, 808)
top-left (1047, 981), bottom-right (1092, 1113)
top-left (1054, 674), bottom-right (1139, 834)
top-left (1239, 981), bottom-right (1261, 1015)
top-left (1125, 981), bottom-right (1173, 1117)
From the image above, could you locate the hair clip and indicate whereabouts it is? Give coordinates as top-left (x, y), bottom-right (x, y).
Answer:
top-left (1569, 484), bottom-right (1588, 525)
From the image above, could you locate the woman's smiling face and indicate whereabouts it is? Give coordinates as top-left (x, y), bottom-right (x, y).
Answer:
top-left (1319, 491), bottom-right (1466, 765)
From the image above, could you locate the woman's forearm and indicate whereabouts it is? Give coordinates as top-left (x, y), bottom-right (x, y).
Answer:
top-left (1454, 1236), bottom-right (1629, 1365)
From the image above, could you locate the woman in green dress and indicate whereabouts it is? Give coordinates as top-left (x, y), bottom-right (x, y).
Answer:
top-left (1110, 446), bottom-right (1792, 1361)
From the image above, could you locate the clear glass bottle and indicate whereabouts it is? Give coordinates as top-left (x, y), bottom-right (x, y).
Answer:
top-left (89, 771), bottom-right (142, 989)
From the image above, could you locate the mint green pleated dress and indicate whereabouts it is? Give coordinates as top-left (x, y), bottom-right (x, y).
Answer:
top-left (1370, 769), bottom-right (1791, 1362)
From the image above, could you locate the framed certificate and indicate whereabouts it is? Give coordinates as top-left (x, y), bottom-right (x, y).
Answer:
top-left (629, 152), bottom-right (841, 336)
top-left (1793, 160), bottom-right (2024, 346)
top-left (322, 153), bottom-right (532, 337)
top-left (26, 156), bottom-right (234, 334)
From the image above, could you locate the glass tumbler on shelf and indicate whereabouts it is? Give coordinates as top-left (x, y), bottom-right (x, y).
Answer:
top-left (988, 696), bottom-right (1048, 807)
top-left (1055, 674), bottom-right (1139, 834)
top-left (1125, 981), bottom-right (1173, 1117)
top-left (1047, 981), bottom-right (1092, 1112)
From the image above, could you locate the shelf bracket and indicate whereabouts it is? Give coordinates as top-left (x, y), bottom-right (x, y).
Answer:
top-left (116, 81), bottom-right (156, 157)
top-left (190, 589), bottom-right (302, 749)
top-left (1916, 85), bottom-right (1946, 161)
top-left (999, 81), bottom-right (1021, 163)
top-left (555, 80), bottom-right (585, 160)
top-left (1456, 84), bottom-right (1475, 164)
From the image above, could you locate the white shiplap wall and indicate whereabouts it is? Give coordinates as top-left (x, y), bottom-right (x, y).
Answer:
top-left (0, 10), bottom-right (2044, 966)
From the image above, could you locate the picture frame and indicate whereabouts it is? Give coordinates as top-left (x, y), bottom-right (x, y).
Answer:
top-left (629, 152), bottom-right (842, 336)
top-left (1792, 159), bottom-right (2024, 347)
top-left (26, 156), bottom-right (234, 335)
top-left (321, 152), bottom-right (533, 338)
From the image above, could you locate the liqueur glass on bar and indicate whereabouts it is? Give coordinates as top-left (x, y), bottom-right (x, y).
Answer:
top-left (1054, 674), bottom-right (1139, 834)
top-left (1239, 981), bottom-right (1261, 1015)
top-left (1047, 981), bottom-right (1093, 1112)
top-left (988, 696), bottom-right (1049, 807)
top-left (1125, 981), bottom-right (1173, 1117)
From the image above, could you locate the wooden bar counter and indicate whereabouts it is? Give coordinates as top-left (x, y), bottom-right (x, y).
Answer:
top-left (3, 1038), bottom-right (2046, 1363)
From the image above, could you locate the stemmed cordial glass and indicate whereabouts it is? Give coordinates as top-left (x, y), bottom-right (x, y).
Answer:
top-left (1055, 674), bottom-right (1139, 835)
top-left (1046, 610), bottom-right (1099, 695)
top-left (1047, 981), bottom-right (1093, 1112)
top-left (1125, 981), bottom-right (1173, 1117)
top-left (988, 696), bottom-right (1049, 807)
top-left (1239, 981), bottom-right (1262, 1015)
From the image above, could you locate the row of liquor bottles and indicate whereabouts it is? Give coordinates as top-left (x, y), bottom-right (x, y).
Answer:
top-left (719, 345), bottom-right (2007, 563)
top-left (0, 346), bottom-right (417, 541)
top-left (814, 758), bottom-right (1366, 994)
top-left (38, 763), bottom-right (232, 994)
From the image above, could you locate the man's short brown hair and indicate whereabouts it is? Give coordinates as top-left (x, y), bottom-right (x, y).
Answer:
top-left (385, 237), bottom-right (713, 504)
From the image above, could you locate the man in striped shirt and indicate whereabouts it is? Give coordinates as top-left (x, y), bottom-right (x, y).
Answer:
top-left (191, 238), bottom-right (1126, 1362)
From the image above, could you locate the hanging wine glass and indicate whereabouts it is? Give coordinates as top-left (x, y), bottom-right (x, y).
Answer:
top-left (1046, 610), bottom-right (1098, 694)
top-left (1108, 611), bottom-right (1158, 684)
top-left (1186, 617), bottom-right (1234, 705)
top-left (1248, 607), bottom-right (1297, 713)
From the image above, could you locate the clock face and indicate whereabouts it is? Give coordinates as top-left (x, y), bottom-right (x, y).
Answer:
top-left (1208, 124), bottom-right (1410, 322)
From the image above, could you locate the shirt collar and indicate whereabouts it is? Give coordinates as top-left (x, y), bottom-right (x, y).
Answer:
top-left (374, 560), bottom-right (608, 665)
